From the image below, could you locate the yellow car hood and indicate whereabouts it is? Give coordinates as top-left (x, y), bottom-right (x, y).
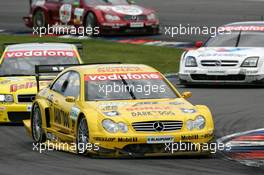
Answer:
top-left (87, 98), bottom-right (198, 123)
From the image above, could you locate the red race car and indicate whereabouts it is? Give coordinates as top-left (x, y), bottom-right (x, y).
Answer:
top-left (23, 0), bottom-right (160, 35)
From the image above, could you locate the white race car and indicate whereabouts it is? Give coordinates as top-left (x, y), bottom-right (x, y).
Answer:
top-left (179, 21), bottom-right (264, 85)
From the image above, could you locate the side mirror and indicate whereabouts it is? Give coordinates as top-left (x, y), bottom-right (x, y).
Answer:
top-left (195, 41), bottom-right (203, 48)
top-left (65, 96), bottom-right (76, 103)
top-left (182, 92), bottom-right (192, 99)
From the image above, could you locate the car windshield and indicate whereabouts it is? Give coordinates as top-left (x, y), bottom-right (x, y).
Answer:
top-left (85, 73), bottom-right (178, 101)
top-left (85, 0), bottom-right (129, 5)
top-left (0, 56), bottom-right (79, 76)
top-left (205, 31), bottom-right (264, 47)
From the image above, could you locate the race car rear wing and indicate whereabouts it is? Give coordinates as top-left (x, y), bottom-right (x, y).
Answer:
top-left (2, 42), bottom-right (83, 55)
top-left (35, 62), bottom-right (121, 92)
top-left (35, 64), bottom-right (79, 92)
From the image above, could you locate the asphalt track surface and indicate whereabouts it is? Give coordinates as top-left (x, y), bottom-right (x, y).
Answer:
top-left (0, 0), bottom-right (264, 41)
top-left (0, 0), bottom-right (264, 175)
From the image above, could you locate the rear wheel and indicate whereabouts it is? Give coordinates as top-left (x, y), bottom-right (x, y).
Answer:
top-left (76, 116), bottom-right (89, 154)
top-left (32, 104), bottom-right (46, 143)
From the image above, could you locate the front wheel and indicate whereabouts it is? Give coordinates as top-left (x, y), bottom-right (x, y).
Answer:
top-left (84, 12), bottom-right (98, 36)
top-left (76, 117), bottom-right (89, 154)
top-left (32, 104), bottom-right (46, 143)
top-left (33, 10), bottom-right (47, 28)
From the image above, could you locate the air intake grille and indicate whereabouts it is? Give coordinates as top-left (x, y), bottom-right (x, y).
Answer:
top-left (201, 60), bottom-right (238, 67)
top-left (124, 15), bottom-right (147, 21)
top-left (17, 94), bottom-right (35, 102)
top-left (191, 74), bottom-right (245, 81)
top-left (132, 120), bottom-right (183, 132)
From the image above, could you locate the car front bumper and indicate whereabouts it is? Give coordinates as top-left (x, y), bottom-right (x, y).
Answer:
top-left (179, 68), bottom-right (264, 84)
top-left (90, 129), bottom-right (214, 156)
top-left (0, 103), bottom-right (32, 123)
top-left (99, 21), bottom-right (160, 35)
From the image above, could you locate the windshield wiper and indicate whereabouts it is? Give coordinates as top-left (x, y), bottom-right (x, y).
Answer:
top-left (119, 76), bottom-right (136, 100)
top-left (0, 74), bottom-right (35, 77)
top-left (235, 30), bottom-right (242, 47)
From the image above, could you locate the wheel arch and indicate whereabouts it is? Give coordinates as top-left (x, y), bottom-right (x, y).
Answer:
top-left (75, 110), bottom-right (96, 137)
top-left (31, 99), bottom-right (50, 131)
top-left (75, 112), bottom-right (86, 136)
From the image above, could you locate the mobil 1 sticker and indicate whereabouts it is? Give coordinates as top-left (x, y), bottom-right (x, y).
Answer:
top-left (147, 136), bottom-right (174, 144)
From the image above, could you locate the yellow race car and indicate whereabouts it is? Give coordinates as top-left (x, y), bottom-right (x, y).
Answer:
top-left (24, 64), bottom-right (214, 157)
top-left (0, 43), bottom-right (82, 123)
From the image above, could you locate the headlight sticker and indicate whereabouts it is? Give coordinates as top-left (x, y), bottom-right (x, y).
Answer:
top-left (181, 108), bottom-right (196, 113)
top-left (103, 111), bottom-right (120, 117)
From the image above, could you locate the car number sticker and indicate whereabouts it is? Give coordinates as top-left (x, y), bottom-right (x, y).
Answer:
top-left (60, 4), bottom-right (72, 24)
top-left (147, 136), bottom-right (174, 144)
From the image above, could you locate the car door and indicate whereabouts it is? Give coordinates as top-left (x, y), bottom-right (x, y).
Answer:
top-left (45, 0), bottom-right (62, 23)
top-left (58, 71), bottom-right (81, 134)
top-left (50, 71), bottom-right (81, 134)
top-left (49, 71), bottom-right (70, 131)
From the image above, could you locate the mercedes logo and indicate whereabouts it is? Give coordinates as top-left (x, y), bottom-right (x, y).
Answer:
top-left (131, 15), bottom-right (138, 21)
top-left (215, 61), bottom-right (221, 66)
top-left (153, 122), bottom-right (164, 132)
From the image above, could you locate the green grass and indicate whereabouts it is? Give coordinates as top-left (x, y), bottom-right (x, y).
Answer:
top-left (0, 34), bottom-right (183, 73)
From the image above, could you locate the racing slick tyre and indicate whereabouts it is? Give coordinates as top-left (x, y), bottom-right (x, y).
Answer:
top-left (33, 10), bottom-right (47, 28)
top-left (76, 116), bottom-right (90, 155)
top-left (84, 12), bottom-right (98, 36)
top-left (32, 104), bottom-right (46, 143)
